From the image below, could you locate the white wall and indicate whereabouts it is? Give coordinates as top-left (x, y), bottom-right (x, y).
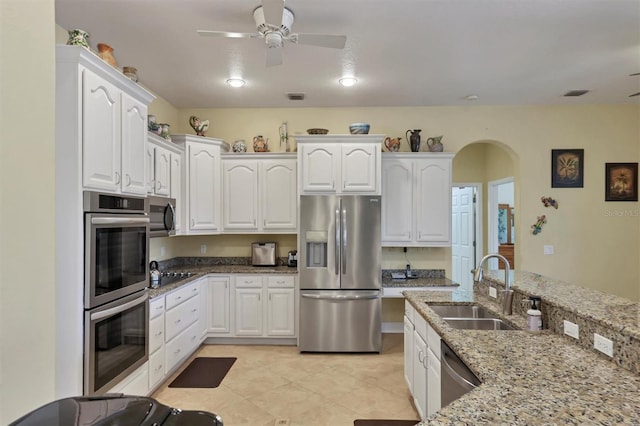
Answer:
top-left (0, 0), bottom-right (56, 423)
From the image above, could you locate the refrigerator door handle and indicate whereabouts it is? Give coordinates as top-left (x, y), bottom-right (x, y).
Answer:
top-left (342, 207), bottom-right (347, 274)
top-left (335, 208), bottom-right (340, 275)
top-left (301, 292), bottom-right (380, 301)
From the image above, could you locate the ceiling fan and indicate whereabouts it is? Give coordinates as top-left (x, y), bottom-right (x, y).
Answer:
top-left (197, 0), bottom-right (346, 67)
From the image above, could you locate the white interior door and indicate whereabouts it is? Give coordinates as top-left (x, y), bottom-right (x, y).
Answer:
top-left (451, 186), bottom-right (476, 290)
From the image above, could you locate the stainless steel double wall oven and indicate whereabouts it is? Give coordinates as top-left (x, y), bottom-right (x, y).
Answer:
top-left (83, 191), bottom-right (150, 395)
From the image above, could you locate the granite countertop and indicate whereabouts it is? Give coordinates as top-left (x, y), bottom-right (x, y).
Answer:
top-left (404, 290), bottom-right (640, 425)
top-left (382, 276), bottom-right (459, 288)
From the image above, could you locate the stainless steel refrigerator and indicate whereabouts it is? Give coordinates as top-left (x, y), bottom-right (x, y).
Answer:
top-left (298, 195), bottom-right (382, 352)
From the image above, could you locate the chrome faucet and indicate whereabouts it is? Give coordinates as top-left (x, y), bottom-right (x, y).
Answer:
top-left (473, 253), bottom-right (513, 315)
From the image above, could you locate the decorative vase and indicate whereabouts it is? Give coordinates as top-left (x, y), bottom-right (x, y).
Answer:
top-left (427, 136), bottom-right (444, 152)
top-left (384, 136), bottom-right (402, 152)
top-left (253, 135), bottom-right (268, 152)
top-left (189, 115), bottom-right (209, 137)
top-left (159, 123), bottom-right (170, 141)
top-left (67, 29), bottom-right (90, 48)
top-left (147, 115), bottom-right (159, 132)
top-left (232, 140), bottom-right (247, 153)
top-left (97, 43), bottom-right (118, 67)
top-left (405, 129), bottom-right (422, 152)
top-left (123, 66), bottom-right (138, 82)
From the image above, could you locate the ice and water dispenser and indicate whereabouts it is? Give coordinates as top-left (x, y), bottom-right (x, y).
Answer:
top-left (305, 231), bottom-right (328, 268)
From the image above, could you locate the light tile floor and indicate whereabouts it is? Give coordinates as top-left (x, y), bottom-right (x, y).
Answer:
top-left (152, 333), bottom-right (419, 425)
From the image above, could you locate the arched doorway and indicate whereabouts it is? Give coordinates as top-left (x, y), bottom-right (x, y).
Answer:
top-left (451, 141), bottom-right (518, 290)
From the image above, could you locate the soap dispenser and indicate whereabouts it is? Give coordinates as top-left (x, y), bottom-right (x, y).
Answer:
top-left (526, 296), bottom-right (542, 331)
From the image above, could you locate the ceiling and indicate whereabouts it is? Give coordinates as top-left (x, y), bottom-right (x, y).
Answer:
top-left (55, 0), bottom-right (640, 109)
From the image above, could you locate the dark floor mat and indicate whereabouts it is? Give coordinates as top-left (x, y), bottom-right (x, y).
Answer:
top-left (168, 357), bottom-right (236, 388)
top-left (354, 421), bottom-right (419, 426)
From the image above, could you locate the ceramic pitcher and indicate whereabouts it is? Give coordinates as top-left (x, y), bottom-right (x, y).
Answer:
top-left (253, 135), bottom-right (268, 152)
top-left (427, 136), bottom-right (444, 152)
top-left (405, 129), bottom-right (422, 152)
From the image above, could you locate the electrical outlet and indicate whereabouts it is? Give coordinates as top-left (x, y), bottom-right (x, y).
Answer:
top-left (544, 245), bottom-right (554, 255)
top-left (563, 320), bottom-right (579, 339)
top-left (489, 287), bottom-right (497, 298)
top-left (200, 244), bottom-right (207, 254)
top-left (594, 333), bottom-right (613, 357)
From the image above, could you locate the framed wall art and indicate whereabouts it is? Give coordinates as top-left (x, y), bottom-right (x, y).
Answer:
top-left (605, 163), bottom-right (638, 201)
top-left (551, 149), bottom-right (584, 188)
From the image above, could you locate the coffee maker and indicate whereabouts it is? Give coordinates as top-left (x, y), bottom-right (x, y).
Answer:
top-left (287, 250), bottom-right (297, 267)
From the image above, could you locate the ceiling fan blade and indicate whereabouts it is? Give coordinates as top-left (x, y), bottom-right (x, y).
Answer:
top-left (630, 73), bottom-right (640, 76)
top-left (291, 33), bottom-right (346, 49)
top-left (197, 30), bottom-right (260, 39)
top-left (629, 92), bottom-right (640, 97)
top-left (262, 0), bottom-right (285, 27)
top-left (266, 47), bottom-right (283, 67)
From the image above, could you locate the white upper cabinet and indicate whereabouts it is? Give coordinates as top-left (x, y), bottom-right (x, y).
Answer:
top-left (297, 135), bottom-right (383, 195)
top-left (222, 154), bottom-right (297, 233)
top-left (172, 134), bottom-right (229, 234)
top-left (381, 153), bottom-right (454, 247)
top-left (56, 46), bottom-right (155, 196)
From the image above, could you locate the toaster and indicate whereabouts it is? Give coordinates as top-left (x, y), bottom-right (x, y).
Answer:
top-left (251, 242), bottom-right (277, 266)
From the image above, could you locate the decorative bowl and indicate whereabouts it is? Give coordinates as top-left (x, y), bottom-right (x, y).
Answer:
top-left (307, 128), bottom-right (329, 135)
top-left (232, 140), bottom-right (247, 153)
top-left (349, 123), bottom-right (370, 134)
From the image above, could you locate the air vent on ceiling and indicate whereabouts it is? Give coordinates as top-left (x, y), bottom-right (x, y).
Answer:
top-left (564, 90), bottom-right (590, 97)
top-left (287, 92), bottom-right (305, 101)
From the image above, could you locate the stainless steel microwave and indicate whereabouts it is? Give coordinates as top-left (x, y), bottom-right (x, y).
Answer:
top-left (149, 196), bottom-right (176, 237)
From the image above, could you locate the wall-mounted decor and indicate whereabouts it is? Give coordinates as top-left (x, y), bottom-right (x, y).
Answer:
top-left (551, 149), bottom-right (584, 188)
top-left (531, 215), bottom-right (547, 235)
top-left (541, 196), bottom-right (558, 209)
top-left (605, 163), bottom-right (638, 201)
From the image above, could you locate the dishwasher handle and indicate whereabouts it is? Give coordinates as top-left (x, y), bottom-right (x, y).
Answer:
top-left (441, 343), bottom-right (480, 390)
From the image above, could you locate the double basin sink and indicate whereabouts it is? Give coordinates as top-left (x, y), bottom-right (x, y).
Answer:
top-left (428, 304), bottom-right (517, 331)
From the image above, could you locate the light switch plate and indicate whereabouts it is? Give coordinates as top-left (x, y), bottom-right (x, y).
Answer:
top-left (544, 245), bottom-right (554, 255)
top-left (489, 287), bottom-right (497, 298)
top-left (563, 320), bottom-right (579, 339)
top-left (594, 333), bottom-right (613, 357)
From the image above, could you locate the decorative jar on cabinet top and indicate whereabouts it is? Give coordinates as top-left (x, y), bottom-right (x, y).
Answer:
top-left (97, 43), bottom-right (118, 67)
top-left (253, 135), bottom-right (268, 152)
top-left (67, 29), bottom-right (90, 48)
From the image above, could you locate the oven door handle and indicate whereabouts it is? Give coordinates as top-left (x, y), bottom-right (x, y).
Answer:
top-left (91, 217), bottom-right (150, 225)
top-left (90, 293), bottom-right (148, 321)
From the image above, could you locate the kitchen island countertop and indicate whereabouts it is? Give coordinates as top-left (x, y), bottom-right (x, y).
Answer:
top-left (405, 290), bottom-right (640, 425)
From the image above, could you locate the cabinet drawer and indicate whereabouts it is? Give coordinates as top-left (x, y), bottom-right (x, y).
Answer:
top-left (149, 297), bottom-right (165, 320)
top-left (165, 321), bottom-right (200, 373)
top-left (149, 314), bottom-right (165, 354)
top-left (165, 296), bottom-right (198, 342)
top-left (414, 309), bottom-right (427, 341)
top-left (266, 275), bottom-right (294, 288)
top-left (165, 281), bottom-right (199, 310)
top-left (404, 300), bottom-right (415, 324)
top-left (427, 323), bottom-right (441, 359)
top-left (148, 348), bottom-right (165, 389)
top-left (235, 275), bottom-right (263, 288)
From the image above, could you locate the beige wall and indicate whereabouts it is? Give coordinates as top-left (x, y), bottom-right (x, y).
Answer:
top-left (1, 0), bottom-right (56, 423)
top-left (170, 105), bottom-right (639, 301)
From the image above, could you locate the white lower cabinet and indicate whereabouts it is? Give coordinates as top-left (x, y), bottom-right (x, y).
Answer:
top-left (164, 281), bottom-right (203, 373)
top-left (404, 300), bottom-right (442, 420)
top-left (207, 276), bottom-right (231, 334)
top-left (148, 296), bottom-right (166, 390)
top-left (233, 275), bottom-right (296, 338)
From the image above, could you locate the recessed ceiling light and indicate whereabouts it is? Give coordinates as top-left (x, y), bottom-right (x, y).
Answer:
top-left (464, 95), bottom-right (479, 101)
top-left (226, 78), bottom-right (245, 88)
top-left (339, 77), bottom-right (357, 87)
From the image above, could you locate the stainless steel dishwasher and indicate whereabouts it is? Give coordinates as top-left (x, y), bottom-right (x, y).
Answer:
top-left (441, 340), bottom-right (482, 407)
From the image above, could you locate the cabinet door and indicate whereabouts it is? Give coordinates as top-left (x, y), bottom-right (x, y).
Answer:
top-left (120, 92), bottom-right (147, 195)
top-left (82, 68), bottom-right (120, 192)
top-left (341, 143), bottom-right (379, 193)
top-left (188, 143), bottom-right (220, 232)
top-left (427, 348), bottom-right (441, 417)
top-left (266, 288), bottom-right (295, 336)
top-left (382, 158), bottom-right (414, 244)
top-left (404, 316), bottom-right (414, 390)
top-left (146, 144), bottom-right (156, 194)
top-left (207, 277), bottom-right (230, 334)
top-left (300, 144), bottom-right (340, 193)
top-left (416, 159), bottom-right (452, 245)
top-left (262, 159), bottom-right (297, 230)
top-left (154, 145), bottom-right (171, 196)
top-left (170, 153), bottom-right (182, 233)
top-left (223, 160), bottom-right (258, 230)
top-left (234, 288), bottom-right (263, 336)
top-left (412, 330), bottom-right (427, 420)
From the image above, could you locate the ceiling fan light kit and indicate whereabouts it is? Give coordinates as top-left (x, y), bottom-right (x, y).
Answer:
top-left (197, 0), bottom-right (347, 67)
